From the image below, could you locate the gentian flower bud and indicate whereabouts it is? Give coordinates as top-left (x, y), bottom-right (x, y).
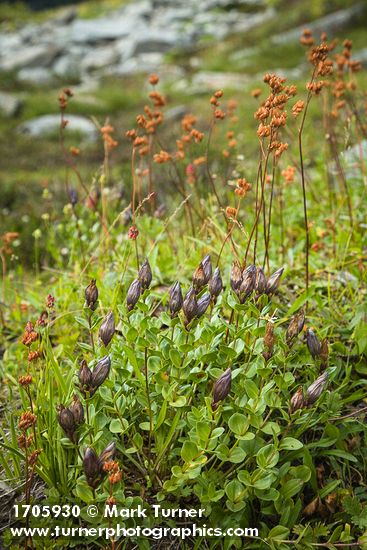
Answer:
top-left (85, 279), bottom-right (98, 309)
top-left (192, 263), bottom-right (206, 291)
top-left (183, 287), bottom-right (198, 324)
top-left (83, 448), bottom-right (101, 488)
top-left (202, 254), bottom-right (212, 284)
top-left (138, 258), bottom-right (152, 290)
top-left (289, 387), bottom-right (305, 413)
top-left (266, 267), bottom-right (284, 294)
top-left (69, 394), bottom-right (84, 425)
top-left (306, 328), bottom-right (321, 358)
top-left (212, 367), bottom-right (231, 410)
top-left (286, 308), bottom-right (305, 346)
top-left (127, 279), bottom-right (141, 311)
top-left (239, 264), bottom-right (256, 302)
top-left (169, 281), bottom-right (183, 317)
top-left (209, 267), bottom-right (223, 298)
top-left (197, 293), bottom-right (211, 318)
top-left (98, 441), bottom-right (117, 465)
top-left (306, 372), bottom-right (328, 405)
top-left (230, 261), bottom-right (242, 293)
top-left (256, 267), bottom-right (267, 295)
top-left (99, 311), bottom-right (115, 347)
top-left (57, 405), bottom-right (76, 440)
top-left (78, 359), bottom-right (93, 394)
top-left (92, 355), bottom-right (111, 389)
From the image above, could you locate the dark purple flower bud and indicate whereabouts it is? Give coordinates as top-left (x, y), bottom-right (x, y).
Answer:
top-left (138, 258), bottom-right (152, 290)
top-left (256, 267), bottom-right (267, 295)
top-left (91, 355), bottom-right (111, 389)
top-left (83, 448), bottom-right (101, 488)
top-left (202, 254), bottom-right (212, 284)
top-left (127, 279), bottom-right (141, 311)
top-left (69, 394), bottom-right (84, 425)
top-left (306, 372), bottom-right (328, 405)
top-left (183, 287), bottom-right (198, 324)
top-left (57, 405), bottom-right (76, 437)
top-left (306, 328), bottom-right (321, 358)
top-left (69, 188), bottom-right (78, 206)
top-left (99, 311), bottom-right (115, 347)
top-left (85, 279), bottom-right (98, 309)
top-left (192, 263), bottom-right (206, 291)
top-left (169, 281), bottom-right (183, 317)
top-left (286, 308), bottom-right (305, 346)
top-left (209, 267), bottom-right (223, 298)
top-left (78, 359), bottom-right (93, 392)
top-left (239, 264), bottom-right (256, 302)
top-left (197, 293), bottom-right (211, 318)
top-left (230, 261), bottom-right (242, 293)
top-left (98, 441), bottom-right (117, 466)
top-left (212, 367), bottom-right (231, 410)
top-left (289, 387), bottom-right (304, 413)
top-left (266, 267), bottom-right (284, 294)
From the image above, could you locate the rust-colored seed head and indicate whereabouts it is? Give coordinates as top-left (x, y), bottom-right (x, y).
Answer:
top-left (99, 311), bottom-right (115, 347)
top-left (183, 287), bottom-right (198, 324)
top-left (169, 281), bottom-right (183, 317)
top-left (209, 267), bottom-right (223, 298)
top-left (212, 367), bottom-right (232, 410)
top-left (306, 328), bottom-right (321, 358)
top-left (197, 293), bottom-right (211, 318)
top-left (286, 309), bottom-right (305, 346)
top-left (85, 279), bottom-right (98, 310)
top-left (19, 411), bottom-right (37, 431)
top-left (127, 279), bottom-right (141, 311)
top-left (138, 258), bottom-right (153, 290)
top-left (289, 387), bottom-right (305, 413)
top-left (306, 372), bottom-right (329, 406)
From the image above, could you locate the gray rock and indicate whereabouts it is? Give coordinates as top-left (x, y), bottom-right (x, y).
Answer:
top-left (0, 92), bottom-right (22, 117)
top-left (114, 52), bottom-right (165, 75)
top-left (165, 105), bottom-right (189, 121)
top-left (132, 29), bottom-right (188, 55)
top-left (273, 3), bottom-right (366, 44)
top-left (52, 47), bottom-right (88, 79)
top-left (80, 45), bottom-right (120, 72)
top-left (0, 44), bottom-right (60, 71)
top-left (17, 67), bottom-right (54, 84)
top-left (70, 17), bottom-right (137, 43)
top-left (17, 114), bottom-right (97, 139)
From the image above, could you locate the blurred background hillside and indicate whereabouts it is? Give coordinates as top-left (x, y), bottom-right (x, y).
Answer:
top-left (1, 0), bottom-right (366, 262)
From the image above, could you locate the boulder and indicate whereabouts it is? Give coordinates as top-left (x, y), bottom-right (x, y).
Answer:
top-left (0, 92), bottom-right (23, 117)
top-left (17, 114), bottom-right (97, 139)
top-left (0, 44), bottom-right (60, 71)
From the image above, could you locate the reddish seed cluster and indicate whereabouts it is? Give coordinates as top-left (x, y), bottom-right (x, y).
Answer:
top-left (210, 90), bottom-right (226, 119)
top-left (19, 374), bottom-right (33, 387)
top-left (21, 322), bottom-right (38, 347)
top-left (235, 178), bottom-right (252, 198)
top-left (103, 460), bottom-right (123, 485)
top-left (282, 165), bottom-right (296, 184)
top-left (128, 226), bottom-right (139, 240)
top-left (101, 125), bottom-right (118, 150)
top-left (153, 150), bottom-right (171, 164)
top-left (19, 411), bottom-right (37, 431)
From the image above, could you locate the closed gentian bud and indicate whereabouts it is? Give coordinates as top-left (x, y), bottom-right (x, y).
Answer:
top-left (92, 355), bottom-right (111, 389)
top-left (83, 448), bottom-right (101, 488)
top-left (57, 405), bottom-right (76, 440)
top-left (183, 287), bottom-right (198, 324)
top-left (306, 372), bottom-right (328, 405)
top-left (230, 261), bottom-right (242, 293)
top-left (98, 441), bottom-right (117, 465)
top-left (306, 328), bottom-right (321, 358)
top-left (78, 359), bottom-right (92, 392)
top-left (197, 293), bottom-right (211, 318)
top-left (69, 188), bottom-right (78, 206)
top-left (138, 258), bottom-right (152, 290)
top-left (289, 387), bottom-right (305, 413)
top-left (266, 267), bottom-right (284, 294)
top-left (209, 267), bottom-right (223, 298)
top-left (99, 311), bottom-right (115, 347)
top-left (192, 263), bottom-right (206, 291)
top-left (169, 281), bottom-right (183, 317)
top-left (286, 308), bottom-right (305, 346)
top-left (127, 279), bottom-right (141, 311)
top-left (85, 279), bottom-right (98, 309)
top-left (212, 367), bottom-right (231, 410)
top-left (239, 264), bottom-right (256, 302)
top-left (202, 254), bottom-right (212, 284)
top-left (256, 267), bottom-right (267, 295)
top-left (69, 394), bottom-right (84, 425)
top-left (320, 338), bottom-right (329, 369)
top-left (263, 321), bottom-right (275, 361)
